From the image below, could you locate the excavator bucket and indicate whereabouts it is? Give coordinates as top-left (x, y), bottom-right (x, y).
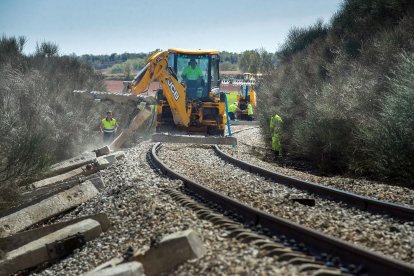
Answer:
top-left (152, 133), bottom-right (237, 146)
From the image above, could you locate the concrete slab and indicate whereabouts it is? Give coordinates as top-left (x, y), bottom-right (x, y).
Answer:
top-left (95, 152), bottom-right (125, 170)
top-left (88, 257), bottom-right (124, 272)
top-left (152, 133), bottom-right (237, 146)
top-left (133, 229), bottom-right (205, 276)
top-left (1, 176), bottom-right (103, 219)
top-left (114, 151), bottom-right (126, 160)
top-left (47, 152), bottom-right (97, 176)
top-left (110, 109), bottom-right (152, 150)
top-left (85, 261), bottom-right (144, 276)
top-left (0, 219), bottom-right (102, 274)
top-left (88, 175), bottom-right (105, 191)
top-left (95, 157), bottom-right (111, 170)
top-left (0, 213), bottom-right (109, 252)
top-left (105, 151), bottom-right (125, 162)
top-left (104, 154), bottom-right (117, 163)
top-left (312, 268), bottom-right (343, 276)
top-left (31, 164), bottom-right (97, 189)
top-left (230, 120), bottom-right (259, 126)
top-left (0, 181), bottom-right (99, 237)
top-left (94, 146), bottom-right (111, 157)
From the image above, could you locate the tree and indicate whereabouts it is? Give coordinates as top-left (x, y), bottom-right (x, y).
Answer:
top-left (220, 61), bottom-right (238, 71)
top-left (0, 35), bottom-right (26, 64)
top-left (239, 50), bottom-right (261, 73)
top-left (239, 49), bottom-right (275, 73)
top-left (124, 62), bottom-right (132, 80)
top-left (35, 41), bottom-right (59, 57)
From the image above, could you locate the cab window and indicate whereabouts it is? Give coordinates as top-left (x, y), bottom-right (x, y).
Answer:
top-left (176, 54), bottom-right (209, 99)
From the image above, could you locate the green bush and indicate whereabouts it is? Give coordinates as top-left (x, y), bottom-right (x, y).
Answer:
top-left (256, 1), bottom-right (414, 185)
top-left (278, 20), bottom-right (328, 62)
top-left (352, 53), bottom-right (414, 184)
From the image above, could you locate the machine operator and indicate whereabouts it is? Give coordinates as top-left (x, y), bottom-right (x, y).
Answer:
top-left (181, 58), bottom-right (204, 98)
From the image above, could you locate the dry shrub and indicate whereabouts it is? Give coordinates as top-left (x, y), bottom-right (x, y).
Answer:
top-left (0, 37), bottom-right (138, 208)
top-left (256, 1), bottom-right (414, 184)
top-left (352, 53), bottom-right (414, 185)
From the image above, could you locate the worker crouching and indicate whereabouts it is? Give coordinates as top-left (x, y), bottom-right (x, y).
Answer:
top-left (228, 102), bottom-right (239, 120)
top-left (100, 111), bottom-right (118, 144)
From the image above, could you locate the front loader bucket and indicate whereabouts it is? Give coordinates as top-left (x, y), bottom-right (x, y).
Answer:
top-left (152, 133), bottom-right (237, 146)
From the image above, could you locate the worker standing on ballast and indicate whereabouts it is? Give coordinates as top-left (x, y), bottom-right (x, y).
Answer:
top-left (100, 111), bottom-right (118, 144)
top-left (270, 114), bottom-right (283, 156)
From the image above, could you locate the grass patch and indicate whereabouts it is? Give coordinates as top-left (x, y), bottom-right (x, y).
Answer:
top-left (225, 92), bottom-right (238, 106)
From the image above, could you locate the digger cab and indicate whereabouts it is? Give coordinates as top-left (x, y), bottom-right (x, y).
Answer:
top-left (154, 48), bottom-right (232, 143)
top-left (168, 48), bottom-right (220, 100)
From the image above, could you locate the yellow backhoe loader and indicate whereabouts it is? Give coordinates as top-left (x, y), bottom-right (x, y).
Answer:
top-left (75, 48), bottom-right (236, 147)
top-left (236, 84), bottom-right (256, 120)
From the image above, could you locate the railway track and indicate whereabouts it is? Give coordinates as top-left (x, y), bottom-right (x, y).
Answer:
top-left (3, 141), bottom-right (304, 275)
top-left (2, 127), bottom-right (413, 275)
top-left (150, 142), bottom-right (414, 275)
top-left (214, 145), bottom-right (414, 221)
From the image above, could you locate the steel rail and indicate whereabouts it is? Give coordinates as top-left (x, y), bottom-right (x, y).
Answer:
top-left (150, 142), bottom-right (414, 276)
top-left (214, 145), bottom-right (414, 221)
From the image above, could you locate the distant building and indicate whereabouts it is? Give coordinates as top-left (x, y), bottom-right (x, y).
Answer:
top-left (220, 70), bottom-right (242, 79)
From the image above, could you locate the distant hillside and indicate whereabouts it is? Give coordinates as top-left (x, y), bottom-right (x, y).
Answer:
top-left (77, 51), bottom-right (255, 80)
top-left (78, 53), bottom-right (147, 70)
top-left (258, 0), bottom-right (414, 185)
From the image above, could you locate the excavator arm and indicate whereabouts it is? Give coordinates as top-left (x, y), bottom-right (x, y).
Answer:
top-left (75, 48), bottom-right (237, 149)
top-left (126, 51), bottom-right (191, 127)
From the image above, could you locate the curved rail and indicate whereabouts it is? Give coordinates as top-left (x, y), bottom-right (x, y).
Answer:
top-left (214, 145), bottom-right (414, 221)
top-left (150, 142), bottom-right (414, 276)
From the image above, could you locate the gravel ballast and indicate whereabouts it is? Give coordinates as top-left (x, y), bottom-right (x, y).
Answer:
top-left (158, 141), bottom-right (414, 265)
top-left (20, 124), bottom-right (413, 274)
top-left (226, 126), bottom-right (414, 208)
top-left (31, 141), bottom-right (299, 275)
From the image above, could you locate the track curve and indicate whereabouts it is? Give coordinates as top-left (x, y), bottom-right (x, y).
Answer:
top-left (150, 142), bottom-right (414, 276)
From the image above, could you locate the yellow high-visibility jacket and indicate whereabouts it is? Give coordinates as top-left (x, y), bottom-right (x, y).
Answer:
top-left (247, 104), bottom-right (253, 115)
top-left (228, 104), bottom-right (238, 113)
top-left (101, 118), bottom-right (117, 133)
top-left (270, 114), bottom-right (283, 152)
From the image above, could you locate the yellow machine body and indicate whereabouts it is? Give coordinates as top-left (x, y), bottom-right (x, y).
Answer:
top-left (127, 48), bottom-right (227, 135)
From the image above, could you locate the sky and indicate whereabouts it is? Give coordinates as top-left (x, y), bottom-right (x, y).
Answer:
top-left (0, 0), bottom-right (343, 55)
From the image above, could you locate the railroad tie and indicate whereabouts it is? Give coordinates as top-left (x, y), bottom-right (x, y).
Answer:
top-left (278, 252), bottom-right (311, 262)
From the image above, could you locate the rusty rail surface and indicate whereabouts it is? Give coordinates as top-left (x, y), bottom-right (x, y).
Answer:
top-left (150, 142), bottom-right (414, 276)
top-left (214, 145), bottom-right (414, 221)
